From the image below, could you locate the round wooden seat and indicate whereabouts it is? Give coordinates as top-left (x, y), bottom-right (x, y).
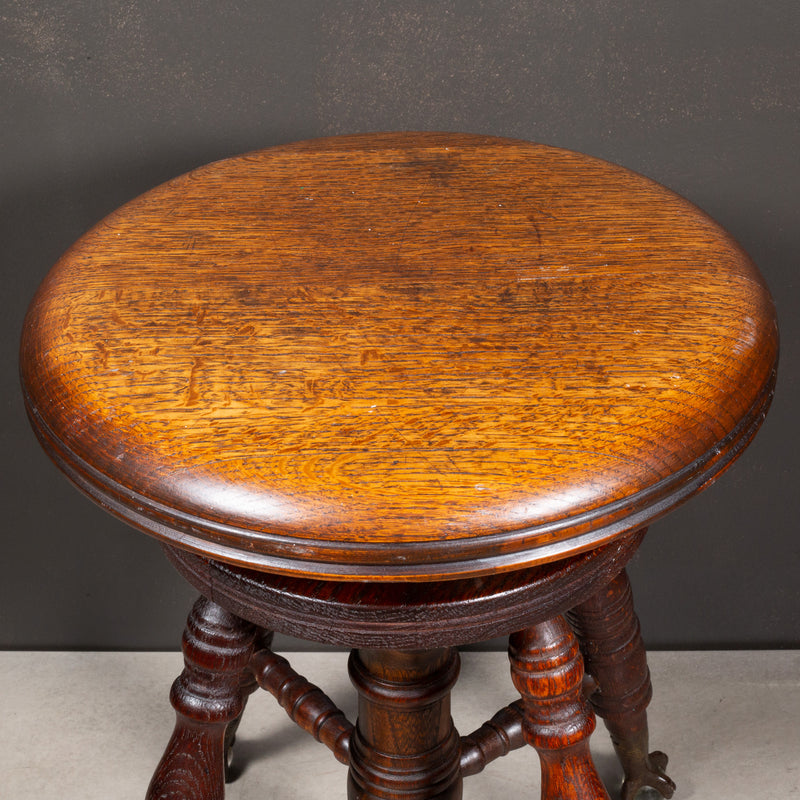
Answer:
top-left (21, 133), bottom-right (778, 800)
top-left (20, 132), bottom-right (777, 582)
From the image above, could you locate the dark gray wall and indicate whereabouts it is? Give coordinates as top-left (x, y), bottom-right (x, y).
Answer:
top-left (3, 1), bottom-right (798, 651)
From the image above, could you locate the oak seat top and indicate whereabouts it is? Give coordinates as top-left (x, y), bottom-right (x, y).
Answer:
top-left (21, 133), bottom-right (778, 580)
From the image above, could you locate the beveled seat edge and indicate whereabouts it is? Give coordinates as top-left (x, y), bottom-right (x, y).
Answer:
top-left (22, 368), bottom-right (775, 582)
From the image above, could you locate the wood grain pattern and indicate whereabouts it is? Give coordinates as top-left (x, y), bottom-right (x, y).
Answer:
top-left (347, 648), bottom-right (463, 799)
top-left (509, 618), bottom-right (610, 800)
top-left (20, 132), bottom-right (778, 579)
top-left (146, 597), bottom-right (256, 800)
top-left (164, 530), bottom-right (645, 649)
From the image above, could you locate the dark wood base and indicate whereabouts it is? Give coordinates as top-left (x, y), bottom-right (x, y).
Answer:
top-left (568, 570), bottom-right (676, 800)
top-left (348, 648), bottom-right (462, 800)
top-left (149, 533), bottom-right (674, 799)
top-left (146, 597), bottom-right (257, 800)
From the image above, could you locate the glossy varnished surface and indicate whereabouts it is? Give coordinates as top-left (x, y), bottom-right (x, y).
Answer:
top-left (20, 133), bottom-right (778, 579)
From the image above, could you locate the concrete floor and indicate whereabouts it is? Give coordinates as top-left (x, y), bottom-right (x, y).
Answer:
top-left (1, 650), bottom-right (798, 799)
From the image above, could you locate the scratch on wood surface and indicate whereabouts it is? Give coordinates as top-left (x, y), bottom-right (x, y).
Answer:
top-left (185, 356), bottom-right (203, 406)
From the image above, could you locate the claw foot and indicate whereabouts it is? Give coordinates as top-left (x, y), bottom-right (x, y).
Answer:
top-left (620, 750), bottom-right (675, 800)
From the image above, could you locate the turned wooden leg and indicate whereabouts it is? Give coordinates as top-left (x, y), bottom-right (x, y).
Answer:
top-left (509, 617), bottom-right (610, 800)
top-left (223, 628), bottom-right (275, 782)
top-left (146, 596), bottom-right (257, 800)
top-left (568, 569), bottom-right (675, 800)
top-left (347, 648), bottom-right (462, 800)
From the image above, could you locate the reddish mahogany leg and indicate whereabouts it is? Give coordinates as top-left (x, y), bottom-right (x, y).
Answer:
top-left (146, 596), bottom-right (257, 800)
top-left (347, 647), bottom-right (462, 800)
top-left (509, 617), bottom-right (611, 800)
top-left (568, 569), bottom-right (675, 800)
